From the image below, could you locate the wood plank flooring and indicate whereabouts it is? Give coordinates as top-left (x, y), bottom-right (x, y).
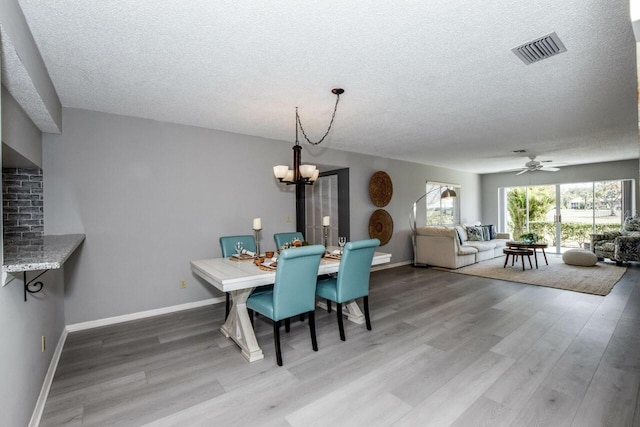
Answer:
top-left (39, 261), bottom-right (640, 426)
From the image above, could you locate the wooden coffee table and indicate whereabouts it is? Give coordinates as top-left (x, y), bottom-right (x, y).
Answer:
top-left (506, 241), bottom-right (548, 269)
top-left (503, 248), bottom-right (534, 270)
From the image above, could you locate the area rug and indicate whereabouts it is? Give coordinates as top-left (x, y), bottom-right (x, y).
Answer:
top-left (433, 254), bottom-right (626, 296)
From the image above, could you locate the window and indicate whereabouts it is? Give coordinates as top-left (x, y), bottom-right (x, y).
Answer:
top-left (426, 181), bottom-right (460, 225)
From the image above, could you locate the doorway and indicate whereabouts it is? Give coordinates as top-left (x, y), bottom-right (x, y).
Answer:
top-left (304, 168), bottom-right (350, 246)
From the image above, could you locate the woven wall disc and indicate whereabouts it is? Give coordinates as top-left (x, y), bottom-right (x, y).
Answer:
top-left (369, 171), bottom-right (393, 207)
top-left (368, 209), bottom-right (393, 246)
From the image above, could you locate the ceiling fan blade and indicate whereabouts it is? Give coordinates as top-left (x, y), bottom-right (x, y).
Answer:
top-left (540, 167), bottom-right (560, 172)
top-left (516, 169), bottom-right (529, 175)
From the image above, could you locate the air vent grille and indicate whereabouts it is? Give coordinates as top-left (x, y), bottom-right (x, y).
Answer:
top-left (512, 32), bottom-right (566, 65)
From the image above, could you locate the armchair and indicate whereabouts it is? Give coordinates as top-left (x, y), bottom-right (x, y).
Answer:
top-left (591, 217), bottom-right (640, 265)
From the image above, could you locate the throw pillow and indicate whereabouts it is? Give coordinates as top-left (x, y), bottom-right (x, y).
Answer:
top-left (481, 224), bottom-right (497, 239)
top-left (466, 226), bottom-right (484, 241)
top-left (624, 216), bottom-right (640, 232)
top-left (454, 225), bottom-right (468, 243)
top-left (480, 225), bottom-right (491, 241)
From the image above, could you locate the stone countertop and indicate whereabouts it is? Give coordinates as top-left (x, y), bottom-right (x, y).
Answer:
top-left (3, 234), bottom-right (85, 273)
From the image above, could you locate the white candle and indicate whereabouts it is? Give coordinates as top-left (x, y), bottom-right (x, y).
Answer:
top-left (322, 216), bottom-right (330, 226)
top-left (253, 218), bottom-right (262, 230)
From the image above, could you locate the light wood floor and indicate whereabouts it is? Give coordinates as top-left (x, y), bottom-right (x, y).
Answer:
top-left (40, 262), bottom-right (640, 426)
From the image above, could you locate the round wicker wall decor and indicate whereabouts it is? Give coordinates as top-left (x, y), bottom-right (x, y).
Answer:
top-left (368, 209), bottom-right (393, 246)
top-left (369, 171), bottom-right (393, 207)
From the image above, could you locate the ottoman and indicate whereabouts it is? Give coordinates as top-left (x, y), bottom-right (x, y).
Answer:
top-left (562, 249), bottom-right (598, 266)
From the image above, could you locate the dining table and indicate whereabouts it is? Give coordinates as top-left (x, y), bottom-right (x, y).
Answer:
top-left (190, 249), bottom-right (392, 362)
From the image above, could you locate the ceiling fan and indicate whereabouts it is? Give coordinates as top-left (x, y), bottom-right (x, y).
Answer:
top-left (515, 155), bottom-right (567, 175)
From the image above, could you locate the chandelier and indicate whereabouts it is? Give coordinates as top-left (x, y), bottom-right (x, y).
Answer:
top-left (273, 88), bottom-right (344, 185)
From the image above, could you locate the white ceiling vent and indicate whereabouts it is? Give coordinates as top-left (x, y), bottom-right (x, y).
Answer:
top-left (512, 32), bottom-right (566, 65)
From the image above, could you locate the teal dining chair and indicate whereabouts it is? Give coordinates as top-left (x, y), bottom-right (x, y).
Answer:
top-left (246, 244), bottom-right (325, 366)
top-left (316, 238), bottom-right (380, 341)
top-left (273, 232), bottom-right (304, 249)
top-left (219, 235), bottom-right (257, 319)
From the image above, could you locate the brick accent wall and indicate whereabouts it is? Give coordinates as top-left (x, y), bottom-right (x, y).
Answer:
top-left (2, 168), bottom-right (44, 245)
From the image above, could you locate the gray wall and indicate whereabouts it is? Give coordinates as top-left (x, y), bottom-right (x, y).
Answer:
top-left (0, 269), bottom-right (65, 427)
top-left (1, 87), bottom-right (42, 167)
top-left (0, 54), bottom-right (63, 427)
top-left (480, 159), bottom-right (640, 228)
top-left (43, 107), bottom-right (481, 324)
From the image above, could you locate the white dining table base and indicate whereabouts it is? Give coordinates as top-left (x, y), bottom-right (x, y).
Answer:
top-left (220, 288), bottom-right (264, 362)
top-left (315, 300), bottom-right (366, 324)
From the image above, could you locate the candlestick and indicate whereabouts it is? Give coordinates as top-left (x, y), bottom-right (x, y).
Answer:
top-left (254, 228), bottom-right (262, 257)
top-left (323, 225), bottom-right (329, 254)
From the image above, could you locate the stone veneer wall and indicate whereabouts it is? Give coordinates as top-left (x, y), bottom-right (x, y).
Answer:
top-left (2, 168), bottom-right (44, 245)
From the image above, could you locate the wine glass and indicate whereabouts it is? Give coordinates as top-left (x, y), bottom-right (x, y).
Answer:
top-left (235, 241), bottom-right (243, 255)
top-left (338, 236), bottom-right (347, 254)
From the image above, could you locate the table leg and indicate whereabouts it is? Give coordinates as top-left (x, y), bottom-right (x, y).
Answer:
top-left (316, 300), bottom-right (365, 325)
top-left (220, 288), bottom-right (264, 362)
top-left (533, 249), bottom-right (539, 269)
top-left (541, 248), bottom-right (548, 265)
top-left (503, 254), bottom-right (509, 268)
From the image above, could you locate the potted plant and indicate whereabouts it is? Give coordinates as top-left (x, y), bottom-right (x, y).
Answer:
top-left (519, 232), bottom-right (541, 244)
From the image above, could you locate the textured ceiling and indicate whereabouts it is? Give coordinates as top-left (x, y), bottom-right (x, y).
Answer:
top-left (16, 0), bottom-right (639, 174)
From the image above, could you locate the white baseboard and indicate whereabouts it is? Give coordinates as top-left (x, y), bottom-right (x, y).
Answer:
top-left (29, 328), bottom-right (68, 427)
top-left (372, 260), bottom-right (411, 271)
top-left (65, 297), bottom-right (225, 333)
top-left (62, 262), bottom-right (408, 334)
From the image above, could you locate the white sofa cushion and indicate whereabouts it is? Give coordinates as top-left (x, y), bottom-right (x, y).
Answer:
top-left (458, 246), bottom-right (478, 255)
top-left (463, 241), bottom-right (496, 252)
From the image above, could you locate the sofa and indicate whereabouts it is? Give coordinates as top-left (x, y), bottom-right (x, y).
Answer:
top-left (414, 224), bottom-right (511, 269)
top-left (591, 216), bottom-right (640, 265)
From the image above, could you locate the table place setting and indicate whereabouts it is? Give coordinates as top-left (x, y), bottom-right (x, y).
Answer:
top-left (324, 249), bottom-right (342, 260)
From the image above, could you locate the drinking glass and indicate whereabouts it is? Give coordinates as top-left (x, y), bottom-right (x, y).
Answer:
top-left (235, 241), bottom-right (243, 255)
top-left (338, 236), bottom-right (347, 254)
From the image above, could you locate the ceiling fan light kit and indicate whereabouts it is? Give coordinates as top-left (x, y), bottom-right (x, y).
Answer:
top-left (515, 155), bottom-right (567, 175)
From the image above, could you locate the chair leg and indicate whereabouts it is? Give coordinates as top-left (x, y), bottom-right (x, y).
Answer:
top-left (225, 293), bottom-right (230, 320)
top-left (299, 314), bottom-right (306, 322)
top-left (363, 296), bottom-right (372, 331)
top-left (337, 303), bottom-right (345, 341)
top-left (274, 320), bottom-right (283, 366)
top-left (327, 299), bottom-right (332, 313)
top-left (308, 311), bottom-right (318, 351)
top-left (285, 318), bottom-right (291, 333)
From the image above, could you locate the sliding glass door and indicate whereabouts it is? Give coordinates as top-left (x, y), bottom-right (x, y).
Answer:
top-left (502, 180), bottom-right (631, 253)
top-left (505, 185), bottom-right (555, 243)
top-left (557, 182), bottom-right (625, 251)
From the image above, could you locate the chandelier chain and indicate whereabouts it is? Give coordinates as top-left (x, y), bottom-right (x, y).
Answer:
top-left (296, 93), bottom-right (341, 146)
